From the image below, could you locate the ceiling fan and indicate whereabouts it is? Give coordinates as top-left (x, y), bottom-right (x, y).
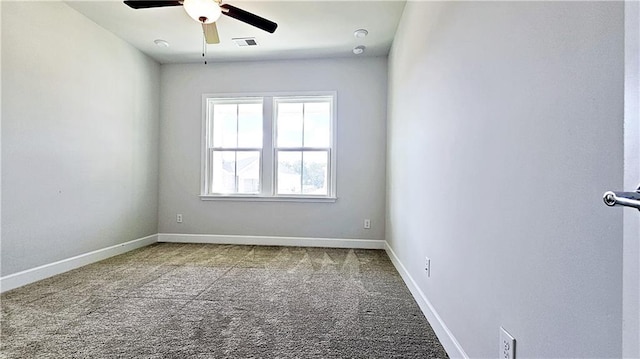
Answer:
top-left (123, 0), bottom-right (278, 45)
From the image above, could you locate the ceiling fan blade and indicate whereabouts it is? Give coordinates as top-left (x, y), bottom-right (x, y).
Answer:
top-left (123, 1), bottom-right (182, 9)
top-left (220, 4), bottom-right (277, 34)
top-left (203, 22), bottom-right (220, 44)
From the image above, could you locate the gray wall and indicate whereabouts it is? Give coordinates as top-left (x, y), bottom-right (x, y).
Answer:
top-left (386, 2), bottom-right (624, 358)
top-left (159, 58), bottom-right (387, 240)
top-left (623, 2), bottom-right (640, 357)
top-left (1, 1), bottom-right (160, 276)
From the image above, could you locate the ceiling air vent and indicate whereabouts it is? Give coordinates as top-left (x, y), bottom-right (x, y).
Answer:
top-left (233, 37), bottom-right (258, 47)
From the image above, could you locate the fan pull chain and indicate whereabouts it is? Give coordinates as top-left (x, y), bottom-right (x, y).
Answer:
top-left (202, 32), bottom-right (207, 65)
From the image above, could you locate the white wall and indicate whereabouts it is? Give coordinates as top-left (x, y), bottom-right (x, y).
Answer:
top-left (159, 57), bottom-right (387, 241)
top-left (1, 1), bottom-right (160, 276)
top-left (623, 1), bottom-right (640, 357)
top-left (387, 2), bottom-right (624, 358)
top-left (0, 2), bottom-right (3, 277)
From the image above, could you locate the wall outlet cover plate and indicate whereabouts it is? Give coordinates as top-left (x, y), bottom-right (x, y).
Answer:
top-left (499, 326), bottom-right (516, 359)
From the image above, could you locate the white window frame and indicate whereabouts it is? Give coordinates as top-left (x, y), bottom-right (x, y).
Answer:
top-left (202, 97), bottom-right (264, 197)
top-left (200, 91), bottom-right (337, 202)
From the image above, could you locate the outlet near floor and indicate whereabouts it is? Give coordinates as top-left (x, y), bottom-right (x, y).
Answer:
top-left (176, 214), bottom-right (183, 223)
top-left (363, 219), bottom-right (371, 229)
top-left (499, 326), bottom-right (516, 359)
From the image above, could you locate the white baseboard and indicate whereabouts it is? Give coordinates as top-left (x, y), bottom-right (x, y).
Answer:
top-left (158, 233), bottom-right (386, 249)
top-left (0, 234), bottom-right (158, 293)
top-left (384, 242), bottom-right (469, 359)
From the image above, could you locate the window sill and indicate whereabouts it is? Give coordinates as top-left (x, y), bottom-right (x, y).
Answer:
top-left (199, 195), bottom-right (337, 203)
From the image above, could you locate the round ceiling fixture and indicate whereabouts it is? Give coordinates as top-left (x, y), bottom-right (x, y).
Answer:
top-left (183, 0), bottom-right (222, 24)
top-left (354, 29), bottom-right (368, 39)
top-left (154, 39), bottom-right (170, 48)
top-left (353, 45), bottom-right (366, 55)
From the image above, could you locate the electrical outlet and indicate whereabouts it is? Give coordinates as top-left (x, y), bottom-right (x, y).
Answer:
top-left (364, 219), bottom-right (371, 229)
top-left (424, 257), bottom-right (431, 277)
top-left (499, 327), bottom-right (516, 359)
top-left (176, 214), bottom-right (183, 223)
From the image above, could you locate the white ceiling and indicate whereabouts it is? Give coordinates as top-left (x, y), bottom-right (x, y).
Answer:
top-left (65, 0), bottom-right (406, 64)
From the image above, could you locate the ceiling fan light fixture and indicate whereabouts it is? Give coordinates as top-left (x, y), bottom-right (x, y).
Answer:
top-left (183, 0), bottom-right (221, 24)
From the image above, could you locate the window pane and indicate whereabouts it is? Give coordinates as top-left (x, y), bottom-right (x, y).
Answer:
top-left (302, 151), bottom-right (328, 195)
top-left (238, 103), bottom-right (263, 148)
top-left (277, 151), bottom-right (302, 195)
top-left (213, 104), bottom-right (238, 148)
top-left (303, 102), bottom-right (331, 148)
top-left (236, 151), bottom-right (260, 194)
top-left (211, 151), bottom-right (237, 193)
top-left (211, 151), bottom-right (260, 194)
top-left (277, 103), bottom-right (303, 147)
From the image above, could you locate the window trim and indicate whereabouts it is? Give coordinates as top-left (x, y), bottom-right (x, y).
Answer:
top-left (200, 91), bottom-right (338, 202)
top-left (201, 96), bottom-right (264, 197)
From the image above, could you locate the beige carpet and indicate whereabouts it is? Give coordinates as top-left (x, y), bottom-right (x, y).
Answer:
top-left (1, 243), bottom-right (449, 358)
